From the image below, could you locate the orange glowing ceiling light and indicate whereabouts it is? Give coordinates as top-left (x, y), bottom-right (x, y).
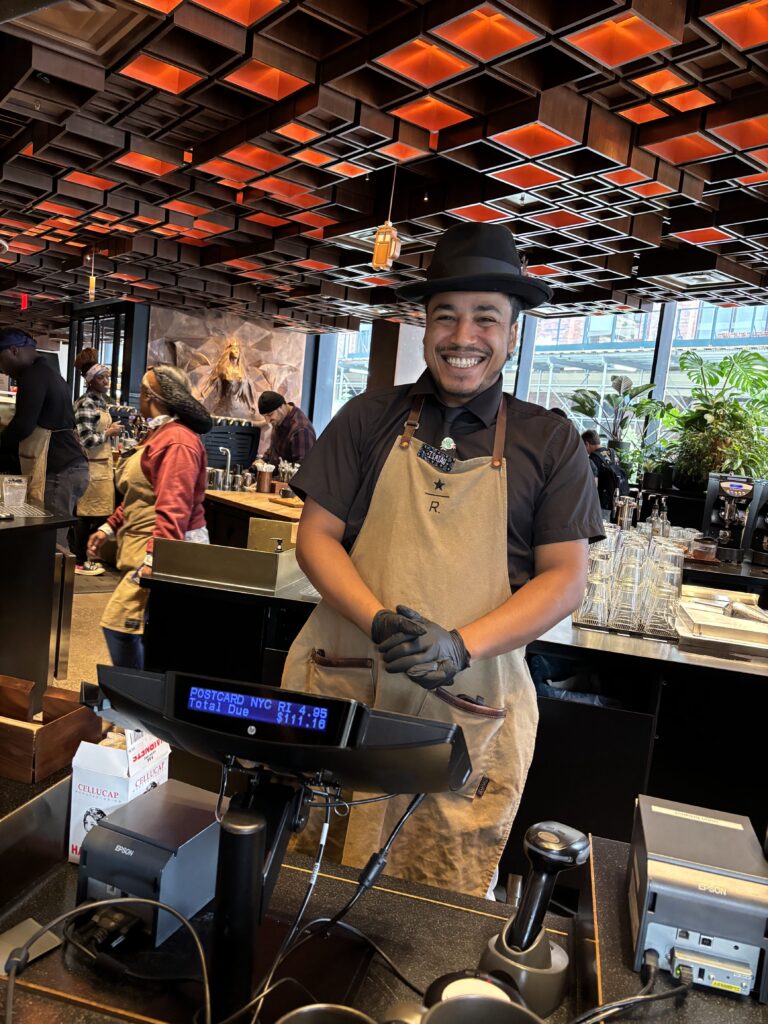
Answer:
top-left (223, 258), bottom-right (263, 270)
top-left (376, 38), bottom-right (472, 88)
top-left (197, 158), bottom-right (256, 182)
top-left (241, 270), bottom-right (277, 280)
top-left (225, 59), bottom-right (308, 101)
top-left (378, 141), bottom-right (429, 162)
top-left (164, 199), bottom-right (212, 217)
top-left (432, 3), bottom-right (540, 61)
top-left (490, 164), bottom-right (564, 188)
top-left (294, 259), bottom-right (335, 271)
top-left (120, 54), bottom-right (202, 94)
top-left (281, 192), bottom-right (323, 209)
top-left (703, 0), bottom-right (768, 50)
top-left (619, 103), bottom-right (667, 124)
top-left (193, 219), bottom-right (229, 234)
top-left (109, 272), bottom-right (141, 282)
top-left (64, 171), bottom-right (117, 190)
top-left (673, 227), bottom-right (733, 244)
top-left (391, 96), bottom-right (471, 132)
top-left (294, 148), bottom-right (334, 167)
top-left (750, 146), bottom-right (768, 165)
top-left (642, 133), bottom-right (726, 164)
top-left (116, 152), bottom-right (179, 176)
top-left (91, 211), bottom-right (120, 222)
top-left (246, 212), bottom-right (290, 226)
top-left (291, 211), bottom-right (336, 227)
top-left (449, 203), bottom-right (508, 222)
top-left (35, 200), bottom-right (83, 217)
top-left (131, 0), bottom-right (182, 11)
top-left (629, 181), bottom-right (675, 197)
top-left (565, 13), bottom-right (676, 68)
top-left (526, 265), bottom-right (560, 276)
top-left (603, 168), bottom-right (648, 185)
top-left (255, 176), bottom-right (310, 197)
top-left (275, 122), bottom-right (320, 143)
top-left (491, 123), bottom-right (577, 157)
top-left (224, 143), bottom-right (289, 170)
top-left (631, 68), bottom-right (687, 93)
top-left (328, 162), bottom-right (367, 177)
top-left (531, 210), bottom-right (591, 228)
top-left (710, 114), bottom-right (768, 149)
top-left (664, 89), bottom-right (715, 112)
top-left (737, 169), bottom-right (768, 184)
top-left (192, 0), bottom-right (283, 27)
top-left (362, 276), bottom-right (395, 286)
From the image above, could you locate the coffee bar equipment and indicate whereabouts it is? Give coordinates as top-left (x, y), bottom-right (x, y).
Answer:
top-left (743, 479), bottom-right (768, 567)
top-left (701, 473), bottom-right (756, 563)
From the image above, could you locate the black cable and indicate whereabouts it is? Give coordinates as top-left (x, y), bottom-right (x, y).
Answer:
top-left (248, 793), bottom-right (333, 1023)
top-left (324, 793), bottom-right (427, 933)
top-left (191, 976), bottom-right (320, 1024)
top-left (307, 793), bottom-right (397, 809)
top-left (3, 898), bottom-right (210, 1024)
top-left (62, 922), bottom-right (202, 986)
top-left (567, 959), bottom-right (691, 1024)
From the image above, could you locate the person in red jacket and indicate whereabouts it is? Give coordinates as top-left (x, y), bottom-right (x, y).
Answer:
top-left (88, 365), bottom-right (212, 668)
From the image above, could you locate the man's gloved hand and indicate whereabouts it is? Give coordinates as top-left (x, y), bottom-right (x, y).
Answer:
top-left (370, 607), bottom-right (427, 645)
top-left (377, 606), bottom-right (470, 688)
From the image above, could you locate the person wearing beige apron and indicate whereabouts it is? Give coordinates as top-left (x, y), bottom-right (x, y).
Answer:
top-left (72, 357), bottom-right (122, 575)
top-left (88, 365), bottom-right (212, 670)
top-left (283, 223), bottom-right (603, 898)
top-left (0, 327), bottom-right (89, 549)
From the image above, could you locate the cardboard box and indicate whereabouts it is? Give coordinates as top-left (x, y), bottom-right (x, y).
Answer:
top-left (0, 683), bottom-right (102, 784)
top-left (68, 729), bottom-right (170, 864)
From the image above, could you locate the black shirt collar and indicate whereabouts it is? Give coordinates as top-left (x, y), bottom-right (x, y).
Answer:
top-left (407, 370), bottom-right (503, 428)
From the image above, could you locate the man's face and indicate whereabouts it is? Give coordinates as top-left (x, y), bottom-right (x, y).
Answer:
top-left (263, 404), bottom-right (287, 427)
top-left (0, 345), bottom-right (34, 377)
top-left (423, 292), bottom-right (518, 406)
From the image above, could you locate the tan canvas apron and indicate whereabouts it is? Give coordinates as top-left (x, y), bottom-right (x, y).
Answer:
top-left (77, 406), bottom-right (115, 517)
top-left (100, 444), bottom-right (157, 636)
top-left (19, 425), bottom-right (54, 504)
top-left (282, 396), bottom-right (539, 898)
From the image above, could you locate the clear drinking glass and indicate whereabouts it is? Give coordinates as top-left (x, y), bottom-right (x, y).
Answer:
top-left (643, 582), bottom-right (680, 634)
top-left (576, 575), bottom-right (611, 627)
top-left (2, 477), bottom-right (27, 506)
top-left (609, 579), bottom-right (641, 631)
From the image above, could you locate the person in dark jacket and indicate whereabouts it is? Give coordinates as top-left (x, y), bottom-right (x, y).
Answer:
top-left (256, 391), bottom-right (316, 467)
top-left (0, 327), bottom-right (88, 548)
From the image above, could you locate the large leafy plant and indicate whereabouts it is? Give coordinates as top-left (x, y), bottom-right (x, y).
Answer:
top-left (663, 349), bottom-right (768, 486)
top-left (570, 375), bottom-right (657, 444)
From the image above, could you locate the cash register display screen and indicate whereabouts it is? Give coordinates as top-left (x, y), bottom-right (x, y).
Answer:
top-left (187, 687), bottom-right (328, 732)
top-left (172, 674), bottom-right (356, 746)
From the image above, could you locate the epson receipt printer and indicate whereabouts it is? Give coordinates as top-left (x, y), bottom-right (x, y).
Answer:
top-left (628, 795), bottom-right (768, 1002)
top-left (77, 779), bottom-right (219, 945)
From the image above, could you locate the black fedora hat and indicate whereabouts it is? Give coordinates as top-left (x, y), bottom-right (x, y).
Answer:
top-left (397, 222), bottom-right (552, 309)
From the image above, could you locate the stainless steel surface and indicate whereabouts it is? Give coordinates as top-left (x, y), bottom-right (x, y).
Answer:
top-left (218, 446), bottom-right (232, 486)
top-left (55, 553), bottom-right (75, 680)
top-left (152, 537), bottom-right (304, 593)
top-left (539, 617), bottom-right (768, 678)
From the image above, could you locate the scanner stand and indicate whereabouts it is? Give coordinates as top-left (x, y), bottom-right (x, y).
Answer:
top-left (211, 769), bottom-right (308, 1019)
top-left (479, 918), bottom-right (569, 1019)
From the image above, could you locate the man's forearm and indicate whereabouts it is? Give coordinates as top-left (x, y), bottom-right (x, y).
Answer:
top-left (296, 532), bottom-right (383, 635)
top-left (459, 567), bottom-right (585, 661)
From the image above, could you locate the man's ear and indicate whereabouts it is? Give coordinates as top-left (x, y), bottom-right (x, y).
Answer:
top-left (508, 321), bottom-right (519, 357)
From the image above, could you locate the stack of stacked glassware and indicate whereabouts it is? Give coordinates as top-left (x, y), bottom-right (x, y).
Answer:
top-left (573, 524), bottom-right (690, 640)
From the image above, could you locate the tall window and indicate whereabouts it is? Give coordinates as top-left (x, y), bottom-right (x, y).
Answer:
top-left (666, 301), bottom-right (768, 410)
top-left (525, 305), bottom-right (660, 442)
top-left (330, 323), bottom-right (372, 417)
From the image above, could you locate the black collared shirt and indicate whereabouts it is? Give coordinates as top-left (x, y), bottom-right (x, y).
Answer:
top-left (292, 371), bottom-right (604, 592)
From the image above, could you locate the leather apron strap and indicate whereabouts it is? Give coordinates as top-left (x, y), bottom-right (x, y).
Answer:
top-left (491, 394), bottom-right (507, 470)
top-left (399, 398), bottom-right (424, 449)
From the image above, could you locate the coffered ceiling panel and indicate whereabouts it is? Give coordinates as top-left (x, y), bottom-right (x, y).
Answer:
top-left (1, 0), bottom-right (768, 330)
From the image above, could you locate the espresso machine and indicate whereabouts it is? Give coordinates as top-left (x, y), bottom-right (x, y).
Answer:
top-left (701, 473), bottom-right (755, 563)
top-left (743, 479), bottom-right (768, 567)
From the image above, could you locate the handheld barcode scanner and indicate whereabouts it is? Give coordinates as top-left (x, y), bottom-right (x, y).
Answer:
top-left (479, 822), bottom-right (590, 1018)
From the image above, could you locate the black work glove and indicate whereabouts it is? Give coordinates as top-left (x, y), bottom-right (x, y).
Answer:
top-left (370, 607), bottom-right (427, 645)
top-left (377, 606), bottom-right (470, 688)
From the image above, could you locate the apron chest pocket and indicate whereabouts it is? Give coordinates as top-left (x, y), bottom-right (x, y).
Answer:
top-left (307, 649), bottom-right (376, 705)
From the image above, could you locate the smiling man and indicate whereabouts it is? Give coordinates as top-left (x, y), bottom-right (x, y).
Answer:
top-left (282, 223), bottom-right (603, 898)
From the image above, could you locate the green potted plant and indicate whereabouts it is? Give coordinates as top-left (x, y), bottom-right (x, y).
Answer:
top-left (569, 375), bottom-right (657, 453)
top-left (663, 350), bottom-right (768, 492)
